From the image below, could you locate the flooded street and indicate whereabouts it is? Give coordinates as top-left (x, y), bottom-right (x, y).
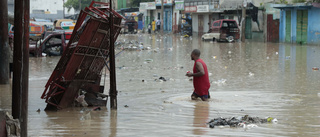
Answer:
top-left (1, 33), bottom-right (320, 136)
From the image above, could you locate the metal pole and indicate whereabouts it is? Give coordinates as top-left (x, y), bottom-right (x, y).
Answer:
top-left (0, 0), bottom-right (9, 84)
top-left (109, 0), bottom-right (117, 109)
top-left (21, 0), bottom-right (29, 136)
top-left (241, 1), bottom-right (246, 42)
top-left (63, 0), bottom-right (65, 18)
top-left (12, 0), bottom-right (23, 121)
top-left (13, 0), bottom-right (29, 136)
top-left (79, 0), bottom-right (82, 11)
top-left (161, 0), bottom-right (164, 34)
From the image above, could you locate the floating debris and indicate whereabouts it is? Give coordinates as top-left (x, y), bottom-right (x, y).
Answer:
top-left (312, 67), bottom-right (319, 70)
top-left (207, 115), bottom-right (277, 128)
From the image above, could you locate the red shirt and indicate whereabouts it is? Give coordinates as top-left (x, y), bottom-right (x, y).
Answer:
top-left (193, 59), bottom-right (210, 96)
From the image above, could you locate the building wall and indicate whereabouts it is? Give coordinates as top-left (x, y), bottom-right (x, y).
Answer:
top-left (291, 9), bottom-right (297, 43)
top-left (192, 14), bottom-right (198, 32)
top-left (279, 9), bottom-right (286, 42)
top-left (308, 7), bottom-right (320, 44)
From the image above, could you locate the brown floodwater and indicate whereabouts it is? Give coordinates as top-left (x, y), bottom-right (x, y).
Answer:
top-left (1, 33), bottom-right (320, 136)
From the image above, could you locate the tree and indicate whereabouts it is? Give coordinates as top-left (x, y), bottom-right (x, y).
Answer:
top-left (64, 0), bottom-right (92, 12)
top-left (293, 0), bottom-right (306, 3)
top-left (130, 0), bottom-right (154, 7)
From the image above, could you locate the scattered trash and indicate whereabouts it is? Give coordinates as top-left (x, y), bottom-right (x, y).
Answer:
top-left (212, 79), bottom-right (227, 85)
top-left (209, 73), bottom-right (213, 76)
top-left (228, 51), bottom-right (232, 54)
top-left (161, 91), bottom-right (166, 93)
top-left (249, 72), bottom-right (254, 76)
top-left (276, 52), bottom-right (278, 55)
top-left (36, 109), bottom-right (41, 113)
top-left (75, 95), bottom-right (88, 107)
top-left (145, 59), bottom-right (153, 63)
top-left (6, 112), bottom-right (20, 136)
top-left (142, 80), bottom-right (145, 82)
top-left (159, 77), bottom-right (167, 81)
top-left (124, 105), bottom-right (129, 108)
top-left (212, 56), bottom-right (217, 59)
top-left (285, 56), bottom-right (291, 60)
top-left (312, 67), bottom-right (319, 70)
top-left (207, 115), bottom-right (277, 128)
top-left (266, 56), bottom-right (270, 60)
top-left (93, 107), bottom-right (101, 111)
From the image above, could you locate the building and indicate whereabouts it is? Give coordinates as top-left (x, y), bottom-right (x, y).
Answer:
top-left (155, 0), bottom-right (174, 32)
top-left (274, 3), bottom-right (320, 44)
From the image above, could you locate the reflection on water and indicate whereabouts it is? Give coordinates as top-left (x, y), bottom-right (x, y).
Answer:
top-left (192, 102), bottom-right (209, 136)
top-left (0, 33), bottom-right (320, 136)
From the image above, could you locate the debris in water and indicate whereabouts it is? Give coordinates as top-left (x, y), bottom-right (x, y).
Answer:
top-left (228, 51), bottom-right (232, 54)
top-left (93, 107), bottom-right (101, 111)
top-left (276, 52), bottom-right (278, 55)
top-left (159, 77), bottom-right (167, 81)
top-left (266, 56), bottom-right (270, 60)
top-left (36, 109), bottom-right (40, 113)
top-left (124, 105), bottom-right (129, 108)
top-left (285, 56), bottom-right (291, 60)
top-left (312, 67), bottom-right (319, 70)
top-left (212, 79), bottom-right (227, 85)
top-left (249, 72), bottom-right (254, 76)
top-left (207, 115), bottom-right (277, 128)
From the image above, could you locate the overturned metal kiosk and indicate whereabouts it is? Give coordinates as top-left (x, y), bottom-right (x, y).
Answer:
top-left (41, 1), bottom-right (124, 110)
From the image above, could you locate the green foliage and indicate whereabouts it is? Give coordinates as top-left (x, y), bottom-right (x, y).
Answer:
top-left (64, 0), bottom-right (92, 12)
top-left (279, 0), bottom-right (288, 4)
top-left (130, 0), bottom-right (154, 7)
top-left (293, 0), bottom-right (306, 3)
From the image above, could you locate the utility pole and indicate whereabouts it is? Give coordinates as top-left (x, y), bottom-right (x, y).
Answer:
top-left (13, 0), bottom-right (29, 136)
top-left (241, 0), bottom-right (247, 42)
top-left (109, 0), bottom-right (117, 109)
top-left (0, 0), bottom-right (9, 84)
top-left (161, 0), bottom-right (164, 34)
top-left (63, 0), bottom-right (65, 18)
top-left (79, 0), bottom-right (82, 12)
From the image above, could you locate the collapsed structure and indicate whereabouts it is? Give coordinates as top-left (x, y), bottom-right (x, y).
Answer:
top-left (41, 1), bottom-right (124, 110)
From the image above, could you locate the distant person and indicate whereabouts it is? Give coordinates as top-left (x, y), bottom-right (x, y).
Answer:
top-left (186, 49), bottom-right (211, 101)
top-left (156, 19), bottom-right (161, 32)
top-left (148, 23), bottom-right (151, 34)
top-left (152, 20), bottom-right (156, 32)
top-left (9, 38), bottom-right (13, 78)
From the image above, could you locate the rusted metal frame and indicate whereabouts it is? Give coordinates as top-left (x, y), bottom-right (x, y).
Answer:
top-left (67, 10), bottom-right (88, 47)
top-left (83, 22), bottom-right (111, 80)
top-left (74, 53), bottom-right (104, 58)
top-left (98, 50), bottom-right (111, 71)
top-left (86, 8), bottom-right (109, 21)
top-left (105, 8), bottom-right (125, 19)
top-left (73, 22), bottom-right (102, 81)
top-left (90, 6), bottom-right (111, 19)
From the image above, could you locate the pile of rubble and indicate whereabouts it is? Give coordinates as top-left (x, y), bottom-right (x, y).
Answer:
top-left (207, 115), bottom-right (278, 128)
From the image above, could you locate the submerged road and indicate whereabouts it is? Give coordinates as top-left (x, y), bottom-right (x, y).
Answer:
top-left (1, 33), bottom-right (320, 136)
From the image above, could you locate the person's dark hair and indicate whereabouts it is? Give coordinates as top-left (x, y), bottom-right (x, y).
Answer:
top-left (192, 49), bottom-right (201, 57)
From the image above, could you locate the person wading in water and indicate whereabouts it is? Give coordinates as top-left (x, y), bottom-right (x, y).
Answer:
top-left (186, 49), bottom-right (211, 101)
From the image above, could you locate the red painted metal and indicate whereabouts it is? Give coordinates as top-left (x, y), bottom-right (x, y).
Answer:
top-left (41, 1), bottom-right (123, 110)
top-left (267, 14), bottom-right (280, 42)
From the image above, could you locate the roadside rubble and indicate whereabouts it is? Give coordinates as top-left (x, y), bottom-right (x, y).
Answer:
top-left (207, 115), bottom-right (278, 129)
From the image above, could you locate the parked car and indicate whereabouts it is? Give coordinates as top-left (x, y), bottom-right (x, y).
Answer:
top-left (30, 32), bottom-right (68, 57)
top-left (9, 21), bottom-right (46, 41)
top-left (53, 19), bottom-right (75, 31)
top-left (202, 19), bottom-right (240, 42)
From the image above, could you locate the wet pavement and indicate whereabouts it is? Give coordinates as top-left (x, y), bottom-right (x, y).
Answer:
top-left (1, 33), bottom-right (320, 136)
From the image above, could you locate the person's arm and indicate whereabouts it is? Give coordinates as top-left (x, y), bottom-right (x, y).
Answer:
top-left (186, 62), bottom-right (205, 77)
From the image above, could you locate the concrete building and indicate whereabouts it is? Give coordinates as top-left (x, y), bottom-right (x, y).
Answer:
top-left (274, 3), bottom-right (320, 44)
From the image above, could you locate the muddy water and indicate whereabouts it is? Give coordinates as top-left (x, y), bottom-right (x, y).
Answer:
top-left (1, 34), bottom-right (320, 136)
